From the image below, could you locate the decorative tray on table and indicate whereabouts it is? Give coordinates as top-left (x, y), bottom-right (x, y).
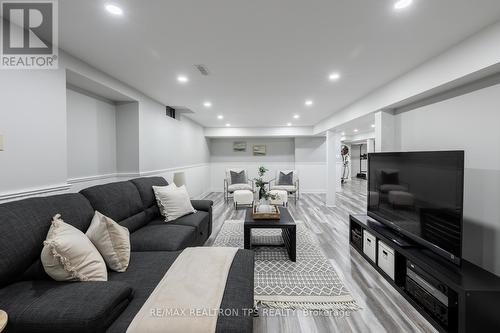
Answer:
top-left (252, 204), bottom-right (281, 220)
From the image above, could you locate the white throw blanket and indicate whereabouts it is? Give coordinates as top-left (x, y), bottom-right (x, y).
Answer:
top-left (127, 247), bottom-right (238, 333)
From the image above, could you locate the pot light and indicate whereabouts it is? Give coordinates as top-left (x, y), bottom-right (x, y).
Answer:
top-left (341, 132), bottom-right (346, 136)
top-left (177, 75), bottom-right (189, 83)
top-left (328, 72), bottom-right (341, 81)
top-left (354, 129), bottom-right (359, 133)
top-left (203, 101), bottom-right (212, 108)
top-left (305, 100), bottom-right (314, 107)
top-left (371, 124), bottom-right (375, 128)
top-left (287, 122), bottom-right (292, 126)
top-left (217, 115), bottom-right (224, 119)
top-left (105, 4), bottom-right (123, 16)
top-left (225, 123), bottom-right (231, 127)
top-left (394, 0), bottom-right (413, 10)
top-left (293, 114), bottom-right (300, 119)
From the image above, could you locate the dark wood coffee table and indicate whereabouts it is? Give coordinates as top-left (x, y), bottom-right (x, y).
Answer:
top-left (244, 207), bottom-right (296, 261)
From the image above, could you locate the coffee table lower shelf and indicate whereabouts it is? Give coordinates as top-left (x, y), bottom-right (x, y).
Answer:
top-left (244, 207), bottom-right (296, 262)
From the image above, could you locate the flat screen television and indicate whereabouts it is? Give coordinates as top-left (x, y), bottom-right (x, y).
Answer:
top-left (367, 151), bottom-right (464, 265)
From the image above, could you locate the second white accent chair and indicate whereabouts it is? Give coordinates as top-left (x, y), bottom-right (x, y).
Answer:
top-left (224, 169), bottom-right (254, 202)
top-left (269, 170), bottom-right (299, 202)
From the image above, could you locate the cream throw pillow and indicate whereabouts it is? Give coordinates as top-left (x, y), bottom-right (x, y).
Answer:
top-left (86, 211), bottom-right (130, 272)
top-left (153, 184), bottom-right (196, 222)
top-left (41, 214), bottom-right (107, 281)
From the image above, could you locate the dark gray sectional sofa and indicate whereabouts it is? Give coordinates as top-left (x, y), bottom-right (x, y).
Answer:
top-left (0, 177), bottom-right (254, 333)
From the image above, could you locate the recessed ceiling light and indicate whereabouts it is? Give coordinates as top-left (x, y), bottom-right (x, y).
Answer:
top-left (225, 123), bottom-right (231, 127)
top-left (217, 115), bottom-right (223, 120)
top-left (328, 72), bottom-right (341, 81)
top-left (287, 122), bottom-right (292, 126)
top-left (305, 100), bottom-right (313, 107)
top-left (203, 101), bottom-right (212, 108)
top-left (354, 129), bottom-right (359, 133)
top-left (293, 114), bottom-right (300, 119)
top-left (371, 124), bottom-right (375, 128)
top-left (341, 132), bottom-right (346, 136)
top-left (394, 0), bottom-right (413, 10)
top-left (177, 75), bottom-right (189, 83)
top-left (105, 4), bottom-right (123, 16)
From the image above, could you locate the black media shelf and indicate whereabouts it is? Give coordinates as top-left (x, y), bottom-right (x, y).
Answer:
top-left (349, 214), bottom-right (500, 333)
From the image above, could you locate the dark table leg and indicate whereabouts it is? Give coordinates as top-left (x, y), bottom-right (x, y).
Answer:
top-left (282, 226), bottom-right (297, 262)
top-left (244, 226), bottom-right (251, 249)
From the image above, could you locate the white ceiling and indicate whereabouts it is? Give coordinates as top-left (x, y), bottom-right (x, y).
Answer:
top-left (337, 113), bottom-right (375, 136)
top-left (59, 0), bottom-right (500, 128)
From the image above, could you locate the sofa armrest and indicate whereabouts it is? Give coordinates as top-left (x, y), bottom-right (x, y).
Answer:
top-left (191, 200), bottom-right (213, 212)
top-left (191, 200), bottom-right (214, 236)
top-left (0, 280), bottom-right (132, 333)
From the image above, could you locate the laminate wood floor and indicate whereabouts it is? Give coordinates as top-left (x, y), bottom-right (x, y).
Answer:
top-left (203, 179), bottom-right (437, 333)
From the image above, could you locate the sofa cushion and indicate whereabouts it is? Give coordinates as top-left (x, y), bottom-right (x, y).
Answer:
top-left (129, 177), bottom-right (168, 210)
top-left (106, 250), bottom-right (254, 333)
top-left (106, 251), bottom-right (179, 333)
top-left (0, 280), bottom-right (132, 333)
top-left (80, 182), bottom-right (147, 232)
top-left (129, 177), bottom-right (168, 222)
top-left (227, 184), bottom-right (253, 192)
top-left (0, 194), bottom-right (94, 288)
top-left (149, 211), bottom-right (210, 245)
top-left (130, 223), bottom-right (197, 251)
top-left (270, 185), bottom-right (297, 192)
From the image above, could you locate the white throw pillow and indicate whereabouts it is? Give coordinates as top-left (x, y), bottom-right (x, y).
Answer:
top-left (153, 184), bottom-right (196, 222)
top-left (41, 214), bottom-right (107, 281)
top-left (86, 211), bottom-right (130, 272)
top-left (153, 183), bottom-right (178, 217)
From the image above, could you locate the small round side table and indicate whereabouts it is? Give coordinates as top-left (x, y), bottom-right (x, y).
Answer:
top-left (0, 310), bottom-right (7, 332)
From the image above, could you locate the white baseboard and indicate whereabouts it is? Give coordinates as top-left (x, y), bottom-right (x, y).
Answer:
top-left (301, 189), bottom-right (327, 194)
top-left (193, 191), bottom-right (211, 200)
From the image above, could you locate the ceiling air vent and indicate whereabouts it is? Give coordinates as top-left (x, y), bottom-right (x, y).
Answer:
top-left (166, 106), bottom-right (176, 119)
top-left (195, 64), bottom-right (210, 76)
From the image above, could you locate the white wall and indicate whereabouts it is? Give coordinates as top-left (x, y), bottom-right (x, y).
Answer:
top-left (116, 102), bottom-right (140, 175)
top-left (0, 50), bottom-right (211, 201)
top-left (209, 137), bottom-right (329, 193)
top-left (394, 82), bottom-right (500, 276)
top-left (66, 89), bottom-right (117, 179)
top-left (210, 138), bottom-right (294, 163)
top-left (139, 105), bottom-right (210, 170)
top-left (295, 137), bottom-right (327, 193)
top-left (0, 68), bottom-right (68, 200)
top-left (209, 138), bottom-right (295, 191)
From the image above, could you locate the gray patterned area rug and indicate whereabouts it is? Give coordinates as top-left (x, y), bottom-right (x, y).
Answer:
top-left (213, 220), bottom-right (360, 311)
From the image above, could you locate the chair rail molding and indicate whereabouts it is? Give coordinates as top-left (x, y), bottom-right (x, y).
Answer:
top-left (139, 163), bottom-right (210, 177)
top-left (0, 183), bottom-right (71, 203)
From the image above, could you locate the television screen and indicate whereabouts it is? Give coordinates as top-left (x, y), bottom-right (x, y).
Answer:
top-left (367, 151), bottom-right (464, 264)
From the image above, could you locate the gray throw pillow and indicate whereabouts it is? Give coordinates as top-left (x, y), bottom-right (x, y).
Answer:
top-left (278, 172), bottom-right (294, 186)
top-left (230, 170), bottom-right (247, 184)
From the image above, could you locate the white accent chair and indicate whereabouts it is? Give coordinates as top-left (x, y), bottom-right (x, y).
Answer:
top-left (224, 168), bottom-right (254, 202)
top-left (269, 169), bottom-right (299, 202)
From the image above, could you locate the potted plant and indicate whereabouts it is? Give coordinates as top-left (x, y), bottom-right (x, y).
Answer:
top-left (254, 166), bottom-right (278, 204)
